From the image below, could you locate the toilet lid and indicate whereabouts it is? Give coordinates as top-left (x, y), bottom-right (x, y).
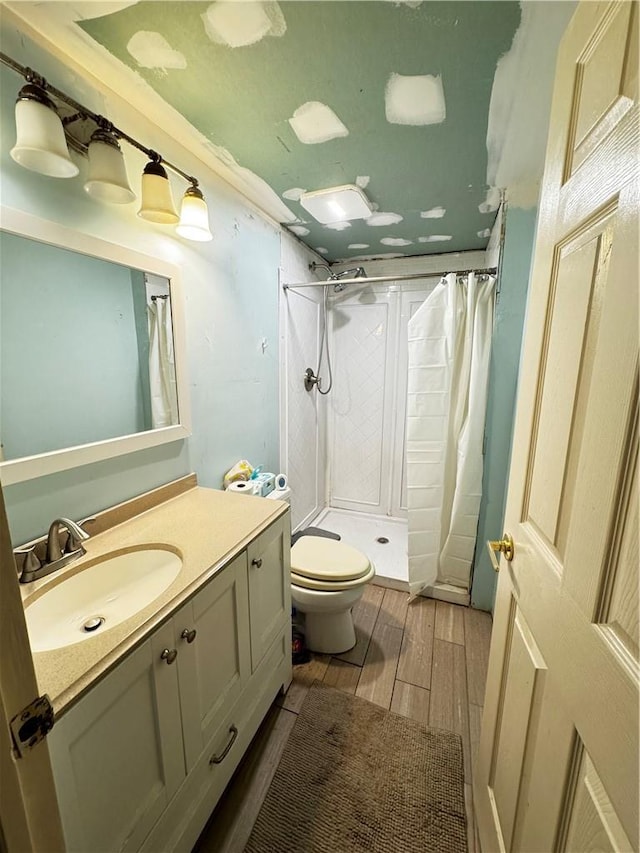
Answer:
top-left (291, 560), bottom-right (376, 591)
top-left (290, 537), bottom-right (371, 582)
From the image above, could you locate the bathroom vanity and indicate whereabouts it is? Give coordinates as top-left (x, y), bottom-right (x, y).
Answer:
top-left (20, 479), bottom-right (292, 853)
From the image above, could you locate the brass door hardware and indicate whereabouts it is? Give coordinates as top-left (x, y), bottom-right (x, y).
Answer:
top-left (486, 534), bottom-right (515, 572)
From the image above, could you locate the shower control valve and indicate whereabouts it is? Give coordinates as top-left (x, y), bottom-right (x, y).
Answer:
top-left (304, 367), bottom-right (319, 392)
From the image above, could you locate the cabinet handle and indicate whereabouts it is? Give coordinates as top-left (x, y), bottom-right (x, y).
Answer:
top-left (160, 648), bottom-right (178, 665)
top-left (209, 725), bottom-right (238, 765)
top-left (251, 557), bottom-right (263, 569)
top-left (181, 628), bottom-right (197, 644)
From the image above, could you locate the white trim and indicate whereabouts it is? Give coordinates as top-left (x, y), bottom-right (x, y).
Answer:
top-left (0, 207), bottom-right (191, 485)
top-left (421, 582), bottom-right (470, 606)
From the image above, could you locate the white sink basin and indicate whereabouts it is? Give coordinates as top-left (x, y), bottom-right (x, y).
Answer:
top-left (25, 546), bottom-right (183, 652)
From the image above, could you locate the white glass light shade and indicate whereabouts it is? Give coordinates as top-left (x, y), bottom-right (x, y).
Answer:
top-left (84, 131), bottom-right (135, 204)
top-left (137, 160), bottom-right (178, 224)
top-left (176, 186), bottom-right (213, 242)
top-left (10, 87), bottom-right (78, 178)
top-left (299, 184), bottom-right (373, 224)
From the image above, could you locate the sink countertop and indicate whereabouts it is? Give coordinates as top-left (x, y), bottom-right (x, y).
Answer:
top-left (21, 486), bottom-right (289, 717)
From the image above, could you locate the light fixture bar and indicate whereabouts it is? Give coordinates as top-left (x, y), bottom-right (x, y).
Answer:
top-left (0, 51), bottom-right (199, 188)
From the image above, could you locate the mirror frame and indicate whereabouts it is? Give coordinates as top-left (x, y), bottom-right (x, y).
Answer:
top-left (0, 207), bottom-right (191, 485)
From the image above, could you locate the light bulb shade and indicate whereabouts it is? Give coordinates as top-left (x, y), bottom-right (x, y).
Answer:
top-left (84, 130), bottom-right (135, 204)
top-left (10, 85), bottom-right (79, 178)
top-left (137, 160), bottom-right (178, 224)
top-left (176, 186), bottom-right (213, 242)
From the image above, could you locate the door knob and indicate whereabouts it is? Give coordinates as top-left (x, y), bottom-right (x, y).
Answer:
top-left (251, 557), bottom-right (263, 569)
top-left (181, 628), bottom-right (197, 644)
top-left (486, 534), bottom-right (515, 572)
top-left (160, 648), bottom-right (178, 665)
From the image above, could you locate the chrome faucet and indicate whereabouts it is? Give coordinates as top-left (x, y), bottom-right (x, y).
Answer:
top-left (46, 518), bottom-right (90, 562)
top-left (15, 517), bottom-right (92, 583)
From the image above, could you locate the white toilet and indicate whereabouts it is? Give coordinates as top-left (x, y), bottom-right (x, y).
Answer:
top-left (266, 487), bottom-right (376, 653)
top-left (289, 536), bottom-right (375, 654)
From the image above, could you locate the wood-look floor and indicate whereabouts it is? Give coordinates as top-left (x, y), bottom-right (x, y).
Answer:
top-left (194, 585), bottom-right (492, 853)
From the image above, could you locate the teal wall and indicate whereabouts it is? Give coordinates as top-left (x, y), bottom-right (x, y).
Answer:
top-left (0, 24), bottom-right (282, 544)
top-left (1, 231), bottom-right (147, 459)
top-left (470, 207), bottom-right (538, 612)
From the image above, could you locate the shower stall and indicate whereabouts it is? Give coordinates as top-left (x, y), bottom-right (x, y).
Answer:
top-left (280, 250), bottom-right (498, 604)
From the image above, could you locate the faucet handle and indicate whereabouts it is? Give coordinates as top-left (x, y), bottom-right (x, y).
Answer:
top-left (64, 518), bottom-right (92, 553)
top-left (13, 545), bottom-right (41, 579)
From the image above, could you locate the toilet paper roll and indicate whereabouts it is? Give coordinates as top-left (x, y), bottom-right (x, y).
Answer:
top-left (227, 480), bottom-right (258, 495)
top-left (275, 473), bottom-right (288, 490)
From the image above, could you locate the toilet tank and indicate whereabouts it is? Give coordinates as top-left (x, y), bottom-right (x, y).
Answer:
top-left (265, 487), bottom-right (292, 503)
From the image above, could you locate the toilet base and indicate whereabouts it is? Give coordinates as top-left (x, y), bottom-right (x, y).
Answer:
top-left (303, 609), bottom-right (356, 654)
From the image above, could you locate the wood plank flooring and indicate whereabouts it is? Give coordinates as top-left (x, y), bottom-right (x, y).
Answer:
top-left (194, 586), bottom-right (492, 853)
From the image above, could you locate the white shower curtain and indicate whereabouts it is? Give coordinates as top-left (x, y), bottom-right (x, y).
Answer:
top-left (148, 297), bottom-right (179, 428)
top-left (406, 272), bottom-right (495, 596)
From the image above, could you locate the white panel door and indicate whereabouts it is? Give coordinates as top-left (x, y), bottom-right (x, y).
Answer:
top-left (475, 3), bottom-right (638, 850)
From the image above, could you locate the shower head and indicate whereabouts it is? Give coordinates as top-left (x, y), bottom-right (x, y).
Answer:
top-left (308, 262), bottom-right (368, 291)
top-left (331, 266), bottom-right (367, 291)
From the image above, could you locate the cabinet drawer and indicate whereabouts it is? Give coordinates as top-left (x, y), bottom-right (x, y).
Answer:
top-left (247, 515), bottom-right (291, 670)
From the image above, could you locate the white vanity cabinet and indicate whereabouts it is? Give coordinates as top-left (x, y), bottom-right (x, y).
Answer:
top-left (248, 516), bottom-right (290, 669)
top-left (47, 515), bottom-right (291, 853)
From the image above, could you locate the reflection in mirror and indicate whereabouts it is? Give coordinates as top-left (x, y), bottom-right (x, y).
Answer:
top-left (0, 227), bottom-right (183, 472)
top-left (0, 209), bottom-right (190, 486)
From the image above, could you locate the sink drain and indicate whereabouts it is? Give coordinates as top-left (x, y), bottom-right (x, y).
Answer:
top-left (82, 616), bottom-right (105, 633)
top-left (376, 537), bottom-right (390, 544)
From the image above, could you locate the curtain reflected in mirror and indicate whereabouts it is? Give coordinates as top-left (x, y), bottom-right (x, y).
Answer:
top-left (147, 279), bottom-right (178, 428)
top-left (0, 230), bottom-right (180, 463)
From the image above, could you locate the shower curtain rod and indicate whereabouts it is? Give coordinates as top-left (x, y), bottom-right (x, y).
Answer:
top-left (282, 267), bottom-right (498, 290)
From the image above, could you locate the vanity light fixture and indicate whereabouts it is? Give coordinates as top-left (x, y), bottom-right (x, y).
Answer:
top-left (176, 184), bottom-right (213, 242)
top-left (138, 156), bottom-right (179, 223)
top-left (1, 52), bottom-right (212, 243)
top-left (85, 128), bottom-right (135, 204)
top-left (299, 184), bottom-right (373, 225)
top-left (10, 82), bottom-right (79, 178)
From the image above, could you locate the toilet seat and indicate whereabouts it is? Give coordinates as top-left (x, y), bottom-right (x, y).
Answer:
top-left (290, 537), bottom-right (375, 591)
top-left (291, 563), bottom-right (376, 591)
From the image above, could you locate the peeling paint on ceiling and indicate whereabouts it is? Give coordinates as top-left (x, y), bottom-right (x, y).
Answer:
top-left (79, 1), bottom-right (521, 261)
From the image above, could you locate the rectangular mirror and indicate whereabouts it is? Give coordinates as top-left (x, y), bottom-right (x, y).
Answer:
top-left (0, 208), bottom-right (190, 485)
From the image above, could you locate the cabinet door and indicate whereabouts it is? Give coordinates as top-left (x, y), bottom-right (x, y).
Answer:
top-left (247, 516), bottom-right (291, 670)
top-left (176, 553), bottom-right (252, 771)
top-left (48, 621), bottom-right (184, 853)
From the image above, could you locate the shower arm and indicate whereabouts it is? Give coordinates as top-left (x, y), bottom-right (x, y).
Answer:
top-left (283, 267), bottom-right (498, 290)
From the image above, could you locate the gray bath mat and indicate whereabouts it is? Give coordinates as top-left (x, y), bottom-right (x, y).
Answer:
top-left (244, 682), bottom-right (467, 853)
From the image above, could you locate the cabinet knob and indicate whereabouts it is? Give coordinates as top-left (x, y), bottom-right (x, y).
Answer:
top-left (160, 648), bottom-right (178, 665)
top-left (251, 557), bottom-right (263, 569)
top-left (181, 628), bottom-right (197, 644)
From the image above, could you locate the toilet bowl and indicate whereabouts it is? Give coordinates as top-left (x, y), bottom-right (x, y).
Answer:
top-left (290, 536), bottom-right (375, 654)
